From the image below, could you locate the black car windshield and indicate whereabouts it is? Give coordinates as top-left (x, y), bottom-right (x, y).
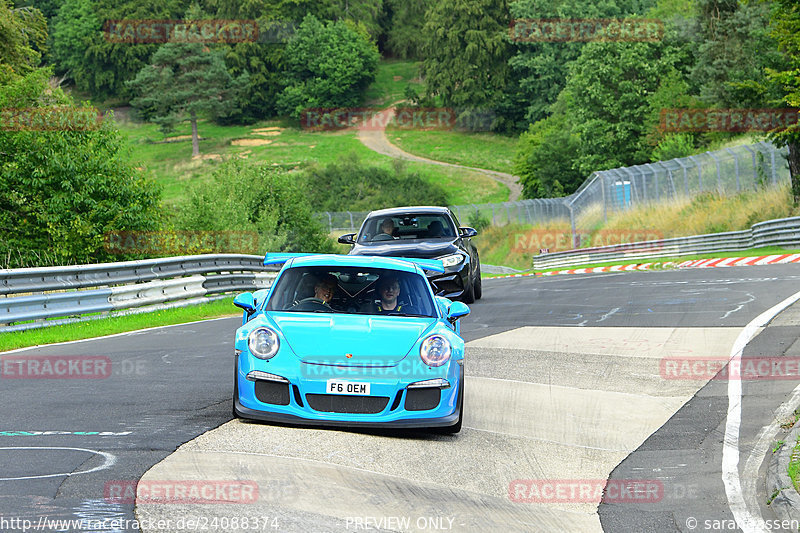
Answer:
top-left (357, 214), bottom-right (456, 243)
top-left (265, 265), bottom-right (438, 317)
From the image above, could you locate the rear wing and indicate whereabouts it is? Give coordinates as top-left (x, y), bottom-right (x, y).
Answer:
top-left (263, 253), bottom-right (445, 273)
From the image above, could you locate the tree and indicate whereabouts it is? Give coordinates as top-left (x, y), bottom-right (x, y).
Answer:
top-left (0, 0), bottom-right (46, 80)
top-left (563, 37), bottom-right (683, 174)
top-left (419, 0), bottom-right (510, 110)
top-left (691, 0), bottom-right (786, 107)
top-left (514, 94), bottom-right (583, 198)
top-left (0, 68), bottom-right (161, 267)
top-left (384, 0), bottom-right (431, 59)
top-left (504, 0), bottom-right (659, 127)
top-left (764, 0), bottom-right (800, 203)
top-left (127, 41), bottom-right (246, 157)
top-left (276, 14), bottom-right (379, 119)
top-left (50, 0), bottom-right (188, 100)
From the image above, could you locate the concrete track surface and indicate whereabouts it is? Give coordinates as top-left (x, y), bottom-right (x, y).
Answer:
top-left (4, 265), bottom-right (800, 532)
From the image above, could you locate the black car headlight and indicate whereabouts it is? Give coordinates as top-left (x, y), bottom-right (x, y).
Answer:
top-left (248, 328), bottom-right (280, 359)
top-left (439, 254), bottom-right (465, 268)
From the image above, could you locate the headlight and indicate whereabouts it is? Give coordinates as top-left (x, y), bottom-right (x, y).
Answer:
top-left (440, 254), bottom-right (464, 268)
top-left (248, 328), bottom-right (279, 359)
top-left (420, 335), bottom-right (451, 366)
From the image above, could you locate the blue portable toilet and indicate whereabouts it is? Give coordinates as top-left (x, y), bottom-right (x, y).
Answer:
top-left (613, 181), bottom-right (631, 209)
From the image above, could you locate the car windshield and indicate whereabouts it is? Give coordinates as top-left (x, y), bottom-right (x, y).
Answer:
top-left (265, 265), bottom-right (437, 317)
top-left (357, 214), bottom-right (456, 243)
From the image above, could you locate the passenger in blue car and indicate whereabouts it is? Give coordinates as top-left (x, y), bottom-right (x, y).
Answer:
top-left (373, 276), bottom-right (403, 314)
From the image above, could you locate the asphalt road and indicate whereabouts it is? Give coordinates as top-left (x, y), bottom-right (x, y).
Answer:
top-left (2, 264), bottom-right (800, 532)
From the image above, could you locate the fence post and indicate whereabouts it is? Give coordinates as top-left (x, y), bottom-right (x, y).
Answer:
top-left (762, 141), bottom-right (778, 184)
top-left (706, 151), bottom-right (722, 194)
top-left (743, 144), bottom-right (758, 188)
top-left (688, 155), bottom-right (702, 191)
top-left (725, 147), bottom-right (740, 191)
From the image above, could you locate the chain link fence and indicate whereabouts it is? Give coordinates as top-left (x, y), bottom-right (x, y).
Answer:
top-left (315, 141), bottom-right (790, 234)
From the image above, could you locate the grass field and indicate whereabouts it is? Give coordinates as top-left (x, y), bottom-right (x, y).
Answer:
top-left (119, 117), bottom-right (509, 208)
top-left (0, 298), bottom-right (240, 352)
top-left (363, 60), bottom-right (424, 107)
top-left (387, 129), bottom-right (519, 174)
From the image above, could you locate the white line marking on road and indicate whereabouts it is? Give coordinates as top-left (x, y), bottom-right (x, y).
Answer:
top-left (721, 292), bottom-right (756, 320)
top-left (596, 307), bottom-right (621, 323)
top-left (0, 446), bottom-right (116, 481)
top-left (722, 289), bottom-right (800, 533)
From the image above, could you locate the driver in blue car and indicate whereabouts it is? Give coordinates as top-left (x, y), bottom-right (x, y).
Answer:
top-left (313, 274), bottom-right (338, 306)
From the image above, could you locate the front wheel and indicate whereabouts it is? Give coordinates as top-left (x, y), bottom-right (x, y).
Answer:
top-left (473, 264), bottom-right (482, 300)
top-left (462, 273), bottom-right (476, 304)
top-left (435, 381), bottom-right (463, 434)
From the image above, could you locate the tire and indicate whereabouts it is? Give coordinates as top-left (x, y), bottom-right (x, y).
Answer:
top-left (435, 380), bottom-right (463, 434)
top-left (462, 272), bottom-right (476, 304)
top-left (473, 264), bottom-right (482, 300)
top-left (232, 358), bottom-right (241, 419)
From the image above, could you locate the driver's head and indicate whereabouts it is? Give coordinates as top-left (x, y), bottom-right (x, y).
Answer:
top-left (314, 274), bottom-right (338, 303)
top-left (381, 218), bottom-right (395, 235)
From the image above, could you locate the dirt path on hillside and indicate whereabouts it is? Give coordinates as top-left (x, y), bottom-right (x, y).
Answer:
top-left (356, 107), bottom-right (523, 202)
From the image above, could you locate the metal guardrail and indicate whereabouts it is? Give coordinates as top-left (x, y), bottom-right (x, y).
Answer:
top-left (0, 254), bottom-right (277, 332)
top-left (532, 216), bottom-right (800, 270)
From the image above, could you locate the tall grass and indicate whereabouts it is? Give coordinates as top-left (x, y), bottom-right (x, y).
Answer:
top-left (476, 185), bottom-right (797, 268)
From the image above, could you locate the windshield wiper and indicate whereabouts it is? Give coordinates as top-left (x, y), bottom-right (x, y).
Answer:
top-left (383, 312), bottom-right (430, 317)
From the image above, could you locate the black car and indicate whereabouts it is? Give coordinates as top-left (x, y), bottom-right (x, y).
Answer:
top-left (338, 206), bottom-right (482, 303)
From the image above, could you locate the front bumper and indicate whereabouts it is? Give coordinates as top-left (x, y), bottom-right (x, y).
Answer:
top-left (234, 355), bottom-right (463, 429)
top-left (427, 265), bottom-right (470, 300)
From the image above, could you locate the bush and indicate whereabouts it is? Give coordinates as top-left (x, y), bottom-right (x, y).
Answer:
top-left (0, 68), bottom-right (161, 268)
top-left (179, 159), bottom-right (335, 254)
top-left (301, 153), bottom-right (449, 212)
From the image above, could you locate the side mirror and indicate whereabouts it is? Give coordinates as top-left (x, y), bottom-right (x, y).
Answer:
top-left (447, 301), bottom-right (470, 322)
top-left (338, 233), bottom-right (356, 245)
top-left (459, 227), bottom-right (478, 238)
top-left (233, 292), bottom-right (256, 315)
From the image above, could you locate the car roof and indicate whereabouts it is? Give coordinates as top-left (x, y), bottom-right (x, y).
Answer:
top-left (366, 206), bottom-right (451, 218)
top-left (287, 254), bottom-right (422, 274)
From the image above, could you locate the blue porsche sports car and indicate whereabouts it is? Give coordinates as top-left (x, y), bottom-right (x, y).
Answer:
top-left (231, 253), bottom-right (470, 433)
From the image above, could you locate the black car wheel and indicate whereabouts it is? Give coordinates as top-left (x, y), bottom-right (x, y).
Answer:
top-left (462, 274), bottom-right (476, 304)
top-left (474, 264), bottom-right (482, 300)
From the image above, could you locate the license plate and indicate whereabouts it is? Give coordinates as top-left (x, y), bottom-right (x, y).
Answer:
top-left (326, 380), bottom-right (370, 395)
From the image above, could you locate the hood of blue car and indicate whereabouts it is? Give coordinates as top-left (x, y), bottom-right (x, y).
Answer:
top-left (269, 313), bottom-right (435, 365)
top-left (349, 240), bottom-right (458, 259)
